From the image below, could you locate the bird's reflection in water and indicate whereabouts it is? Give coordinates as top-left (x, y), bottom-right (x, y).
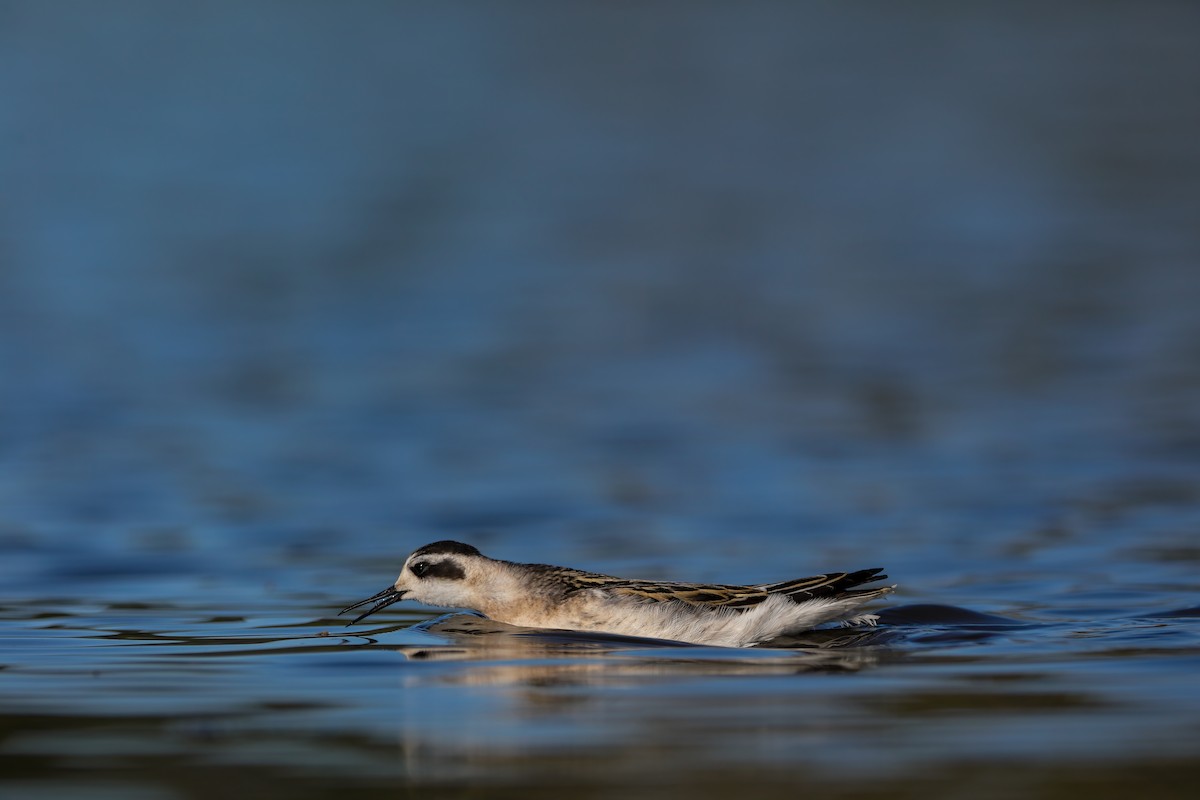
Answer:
top-left (382, 613), bottom-right (894, 686)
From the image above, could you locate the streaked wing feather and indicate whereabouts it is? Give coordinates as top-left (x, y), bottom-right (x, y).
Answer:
top-left (576, 568), bottom-right (889, 611)
top-left (605, 581), bottom-right (770, 609)
top-left (550, 571), bottom-right (764, 608)
top-left (758, 568), bottom-right (889, 601)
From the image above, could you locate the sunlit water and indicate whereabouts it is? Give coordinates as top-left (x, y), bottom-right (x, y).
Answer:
top-left (3, 3), bottom-right (1200, 799)
top-left (4, 522), bottom-right (1199, 798)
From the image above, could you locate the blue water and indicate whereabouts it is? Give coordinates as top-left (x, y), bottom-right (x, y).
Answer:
top-left (2, 3), bottom-right (1200, 798)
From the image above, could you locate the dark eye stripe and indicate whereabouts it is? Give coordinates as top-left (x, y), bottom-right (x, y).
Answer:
top-left (414, 560), bottom-right (466, 581)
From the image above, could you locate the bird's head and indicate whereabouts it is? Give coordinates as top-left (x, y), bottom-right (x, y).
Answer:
top-left (340, 540), bottom-right (487, 624)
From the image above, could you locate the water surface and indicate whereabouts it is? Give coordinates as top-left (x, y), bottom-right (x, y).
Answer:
top-left (2, 3), bottom-right (1200, 798)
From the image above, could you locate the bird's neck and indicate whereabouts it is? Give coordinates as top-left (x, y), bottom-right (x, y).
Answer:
top-left (470, 560), bottom-right (562, 626)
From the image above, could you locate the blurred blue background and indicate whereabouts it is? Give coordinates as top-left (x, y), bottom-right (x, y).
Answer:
top-left (2, 4), bottom-right (1200, 797)
top-left (3, 2), bottom-right (1196, 556)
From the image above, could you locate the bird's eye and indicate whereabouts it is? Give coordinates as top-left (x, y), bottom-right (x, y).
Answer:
top-left (410, 561), bottom-right (429, 577)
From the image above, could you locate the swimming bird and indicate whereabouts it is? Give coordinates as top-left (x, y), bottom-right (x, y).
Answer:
top-left (340, 540), bottom-right (894, 648)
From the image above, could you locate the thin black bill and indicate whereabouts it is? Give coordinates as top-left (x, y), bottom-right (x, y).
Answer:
top-left (339, 586), bottom-right (407, 625)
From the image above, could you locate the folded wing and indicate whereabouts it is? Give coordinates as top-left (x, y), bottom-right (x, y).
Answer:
top-left (600, 567), bottom-right (889, 612)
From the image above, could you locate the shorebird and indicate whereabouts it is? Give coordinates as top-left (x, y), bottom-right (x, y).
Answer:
top-left (340, 540), bottom-right (894, 648)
